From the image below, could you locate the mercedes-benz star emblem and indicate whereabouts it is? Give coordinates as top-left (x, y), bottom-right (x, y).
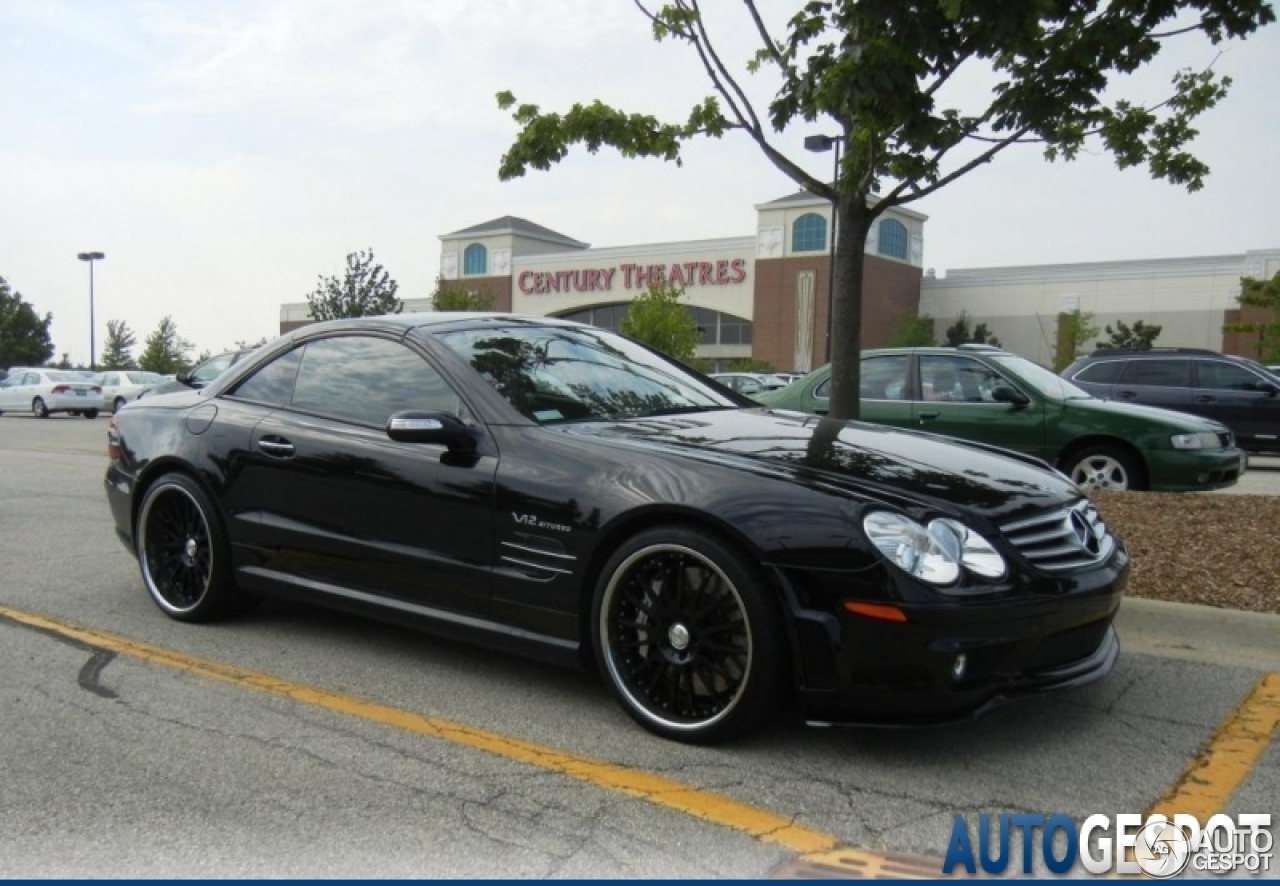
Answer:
top-left (1069, 510), bottom-right (1100, 555)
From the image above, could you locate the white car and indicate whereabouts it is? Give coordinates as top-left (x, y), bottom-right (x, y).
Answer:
top-left (0, 368), bottom-right (103, 418)
top-left (94, 370), bottom-right (167, 414)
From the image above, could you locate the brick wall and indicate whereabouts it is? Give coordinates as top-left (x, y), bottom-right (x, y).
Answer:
top-left (752, 255), bottom-right (922, 370)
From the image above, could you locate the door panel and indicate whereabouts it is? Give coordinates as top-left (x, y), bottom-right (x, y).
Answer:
top-left (1112, 359), bottom-right (1194, 412)
top-left (912, 355), bottom-right (1046, 458)
top-left (1193, 360), bottom-right (1280, 450)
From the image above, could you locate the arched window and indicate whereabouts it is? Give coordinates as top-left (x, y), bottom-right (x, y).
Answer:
top-left (791, 213), bottom-right (827, 253)
top-left (463, 243), bottom-right (487, 275)
top-left (878, 218), bottom-right (908, 260)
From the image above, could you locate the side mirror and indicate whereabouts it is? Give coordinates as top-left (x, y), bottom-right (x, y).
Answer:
top-left (176, 371), bottom-right (194, 386)
top-left (386, 411), bottom-right (477, 453)
top-left (1258, 381), bottom-right (1279, 397)
top-left (991, 385), bottom-right (1030, 408)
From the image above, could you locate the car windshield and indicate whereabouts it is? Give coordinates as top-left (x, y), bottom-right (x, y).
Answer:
top-left (990, 354), bottom-right (1092, 400)
top-left (437, 325), bottom-right (739, 423)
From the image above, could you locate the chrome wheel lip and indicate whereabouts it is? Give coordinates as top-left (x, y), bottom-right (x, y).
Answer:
top-left (1071, 455), bottom-right (1129, 492)
top-left (137, 482), bottom-right (213, 615)
top-left (599, 543), bottom-right (752, 733)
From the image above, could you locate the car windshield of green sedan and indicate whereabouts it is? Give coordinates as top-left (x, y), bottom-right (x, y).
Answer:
top-left (757, 346), bottom-right (1246, 494)
top-left (105, 315), bottom-right (1131, 745)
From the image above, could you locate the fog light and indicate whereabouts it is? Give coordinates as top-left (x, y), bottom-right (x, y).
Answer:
top-left (951, 654), bottom-right (967, 681)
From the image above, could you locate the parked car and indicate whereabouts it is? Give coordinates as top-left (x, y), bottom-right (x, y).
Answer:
top-left (709, 372), bottom-right (787, 396)
top-left (756, 345), bottom-right (1245, 493)
top-left (0, 368), bottom-right (102, 418)
top-left (136, 349), bottom-right (253, 400)
top-left (94, 370), bottom-right (167, 413)
top-left (106, 314), bottom-right (1126, 744)
top-left (1063, 348), bottom-right (1280, 454)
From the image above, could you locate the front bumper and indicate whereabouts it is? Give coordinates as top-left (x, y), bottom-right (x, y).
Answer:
top-left (1146, 446), bottom-right (1247, 492)
top-left (785, 549), bottom-right (1128, 726)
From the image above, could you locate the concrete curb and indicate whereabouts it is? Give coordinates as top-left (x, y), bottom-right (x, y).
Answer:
top-left (1116, 596), bottom-right (1280, 671)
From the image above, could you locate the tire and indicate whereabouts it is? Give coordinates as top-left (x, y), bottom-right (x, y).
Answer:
top-left (591, 525), bottom-right (789, 744)
top-left (114, 397), bottom-right (127, 414)
top-left (83, 409), bottom-right (99, 419)
top-left (32, 398), bottom-right (49, 419)
top-left (135, 473), bottom-right (250, 622)
top-left (1066, 445), bottom-right (1145, 492)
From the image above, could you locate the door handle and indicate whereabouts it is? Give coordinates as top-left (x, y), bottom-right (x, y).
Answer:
top-left (1115, 390), bottom-right (1136, 400)
top-left (258, 437), bottom-right (295, 457)
top-left (1195, 395), bottom-right (1216, 403)
top-left (918, 410), bottom-right (940, 421)
top-left (815, 408), bottom-right (829, 416)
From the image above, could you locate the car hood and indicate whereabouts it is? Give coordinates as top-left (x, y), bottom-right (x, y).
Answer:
top-left (1061, 395), bottom-right (1229, 430)
top-left (561, 408), bottom-right (1079, 521)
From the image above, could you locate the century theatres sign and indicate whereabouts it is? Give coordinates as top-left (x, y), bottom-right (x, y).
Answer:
top-left (517, 259), bottom-right (748, 295)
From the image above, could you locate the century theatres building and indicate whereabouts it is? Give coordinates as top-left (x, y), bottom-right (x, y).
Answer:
top-left (279, 187), bottom-right (1277, 368)
top-left (281, 189), bottom-right (929, 373)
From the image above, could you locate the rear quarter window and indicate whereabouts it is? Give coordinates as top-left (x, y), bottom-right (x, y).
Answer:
top-left (1074, 361), bottom-right (1125, 384)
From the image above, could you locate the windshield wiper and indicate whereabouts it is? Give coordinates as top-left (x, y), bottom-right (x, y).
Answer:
top-left (642, 405), bottom-right (732, 417)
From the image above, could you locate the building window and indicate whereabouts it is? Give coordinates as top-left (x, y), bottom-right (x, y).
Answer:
top-left (555, 304), bottom-right (751, 347)
top-left (792, 213), bottom-right (827, 253)
top-left (463, 243), bottom-right (487, 275)
top-left (878, 219), bottom-right (908, 260)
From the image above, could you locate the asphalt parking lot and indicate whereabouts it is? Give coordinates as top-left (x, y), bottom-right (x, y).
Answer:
top-left (1, 414), bottom-right (1276, 878)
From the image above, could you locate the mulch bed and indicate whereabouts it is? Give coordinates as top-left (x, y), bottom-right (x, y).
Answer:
top-left (1091, 492), bottom-right (1280, 615)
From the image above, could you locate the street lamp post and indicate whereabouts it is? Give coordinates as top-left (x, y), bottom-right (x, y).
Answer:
top-left (77, 251), bottom-right (105, 370)
top-left (803, 134), bottom-right (841, 363)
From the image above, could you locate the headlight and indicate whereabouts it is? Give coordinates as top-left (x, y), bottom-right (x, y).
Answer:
top-left (1170, 431), bottom-right (1222, 450)
top-left (928, 518), bottom-right (1008, 580)
top-left (862, 511), bottom-right (959, 586)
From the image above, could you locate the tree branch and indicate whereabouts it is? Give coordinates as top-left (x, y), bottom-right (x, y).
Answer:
top-left (880, 123), bottom-right (1036, 208)
top-left (743, 0), bottom-right (799, 88)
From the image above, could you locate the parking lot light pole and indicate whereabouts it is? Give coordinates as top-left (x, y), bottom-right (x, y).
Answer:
top-left (803, 135), bottom-right (841, 364)
top-left (77, 251), bottom-right (105, 370)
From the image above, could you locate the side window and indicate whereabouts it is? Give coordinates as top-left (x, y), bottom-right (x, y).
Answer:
top-left (919, 356), bottom-right (1010, 403)
top-left (290, 336), bottom-right (463, 428)
top-left (860, 355), bottom-right (910, 400)
top-left (232, 347), bottom-right (304, 406)
top-left (814, 378), bottom-right (831, 399)
top-left (1074, 361), bottom-right (1125, 384)
top-left (1198, 361), bottom-right (1266, 391)
top-left (1118, 359), bottom-right (1191, 388)
top-left (24, 373), bottom-right (40, 385)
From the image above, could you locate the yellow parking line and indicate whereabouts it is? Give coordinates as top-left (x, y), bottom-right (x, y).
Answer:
top-left (0, 604), bottom-right (863, 862)
top-left (1147, 672), bottom-right (1280, 820)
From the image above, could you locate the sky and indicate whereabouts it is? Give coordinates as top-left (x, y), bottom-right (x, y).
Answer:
top-left (1, 1), bottom-right (1277, 366)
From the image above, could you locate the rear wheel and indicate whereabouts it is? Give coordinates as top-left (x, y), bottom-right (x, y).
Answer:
top-left (82, 409), bottom-right (99, 419)
top-left (592, 525), bottom-right (789, 744)
top-left (1066, 445), bottom-right (1144, 492)
top-left (32, 398), bottom-right (49, 419)
top-left (136, 473), bottom-right (250, 622)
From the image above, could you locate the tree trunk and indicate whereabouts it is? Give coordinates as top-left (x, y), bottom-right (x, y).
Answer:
top-left (827, 194), bottom-right (872, 421)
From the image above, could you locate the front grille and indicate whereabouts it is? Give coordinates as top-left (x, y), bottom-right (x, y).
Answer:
top-left (999, 501), bottom-right (1114, 573)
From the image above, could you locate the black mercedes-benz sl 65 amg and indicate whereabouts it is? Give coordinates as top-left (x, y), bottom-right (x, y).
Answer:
top-left (105, 314), bottom-right (1127, 743)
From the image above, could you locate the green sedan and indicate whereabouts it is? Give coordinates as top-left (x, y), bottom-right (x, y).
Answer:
top-left (756, 345), bottom-right (1246, 492)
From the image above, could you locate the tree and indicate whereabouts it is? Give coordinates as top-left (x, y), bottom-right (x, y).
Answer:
top-left (1054, 309), bottom-right (1101, 372)
top-left (886, 313), bottom-right (936, 347)
top-left (100, 320), bottom-right (138, 369)
top-left (305, 249), bottom-right (403, 321)
top-left (1099, 319), bottom-right (1163, 350)
top-left (0, 276), bottom-right (54, 368)
top-left (1223, 272), bottom-right (1280, 363)
top-left (430, 275), bottom-right (494, 312)
top-left (495, 1), bottom-right (1274, 419)
top-left (942, 312), bottom-right (1001, 348)
top-left (139, 316), bottom-right (193, 375)
top-left (618, 282), bottom-right (700, 361)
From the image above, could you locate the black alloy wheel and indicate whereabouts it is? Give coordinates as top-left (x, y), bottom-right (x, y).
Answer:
top-left (136, 474), bottom-right (248, 622)
top-left (593, 526), bottom-right (787, 743)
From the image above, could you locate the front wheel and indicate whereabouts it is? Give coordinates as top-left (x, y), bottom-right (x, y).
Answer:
top-left (113, 397), bottom-right (127, 414)
top-left (1066, 445), bottom-right (1144, 492)
top-left (591, 526), bottom-right (789, 744)
top-left (32, 398), bottom-right (49, 419)
top-left (136, 473), bottom-right (250, 622)
top-left (83, 409), bottom-right (99, 419)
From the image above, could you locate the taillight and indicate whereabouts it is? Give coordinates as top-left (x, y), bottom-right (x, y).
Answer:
top-left (107, 416), bottom-right (122, 461)
top-left (51, 384), bottom-right (69, 394)
top-left (91, 386), bottom-right (102, 394)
